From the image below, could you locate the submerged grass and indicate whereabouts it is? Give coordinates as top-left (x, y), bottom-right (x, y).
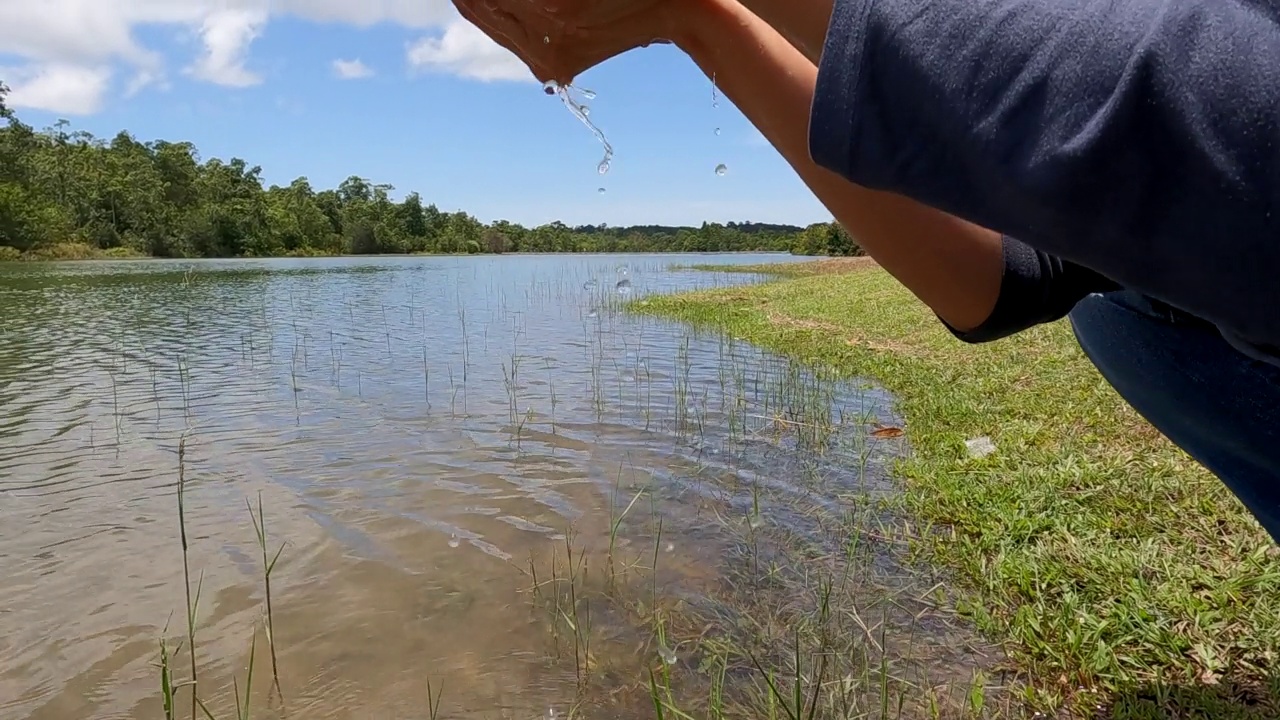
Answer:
top-left (634, 261), bottom-right (1280, 718)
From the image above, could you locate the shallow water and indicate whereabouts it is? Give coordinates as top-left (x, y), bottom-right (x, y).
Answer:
top-left (0, 253), bottom-right (990, 719)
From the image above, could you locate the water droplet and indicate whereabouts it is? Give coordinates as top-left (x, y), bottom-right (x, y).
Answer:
top-left (583, 279), bottom-right (599, 290)
top-left (587, 309), bottom-right (599, 318)
top-left (615, 279), bottom-right (632, 295)
top-left (576, 88), bottom-right (597, 100)
top-left (749, 514), bottom-right (764, 529)
top-left (543, 35), bottom-right (550, 44)
top-left (597, 160), bottom-right (610, 175)
top-left (580, 105), bottom-right (590, 117)
top-left (448, 534), bottom-right (461, 548)
top-left (616, 265), bottom-right (629, 275)
top-left (597, 187), bottom-right (606, 194)
top-left (714, 127), bottom-right (721, 136)
top-left (665, 542), bottom-right (675, 553)
top-left (715, 163), bottom-right (728, 176)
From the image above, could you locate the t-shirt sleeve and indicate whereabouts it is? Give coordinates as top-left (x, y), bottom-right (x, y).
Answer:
top-left (808, 0), bottom-right (1280, 358)
top-left (944, 236), bottom-right (1121, 344)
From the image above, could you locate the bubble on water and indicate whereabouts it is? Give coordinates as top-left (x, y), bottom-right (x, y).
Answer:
top-left (715, 163), bottom-right (728, 176)
top-left (448, 534), bottom-right (461, 548)
top-left (714, 127), bottom-right (721, 136)
top-left (615, 279), bottom-right (632, 295)
top-left (597, 160), bottom-right (611, 175)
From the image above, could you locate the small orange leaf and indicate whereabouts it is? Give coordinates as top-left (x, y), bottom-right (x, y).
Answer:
top-left (870, 426), bottom-right (904, 439)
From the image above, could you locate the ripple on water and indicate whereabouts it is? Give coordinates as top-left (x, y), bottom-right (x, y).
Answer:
top-left (0, 254), bottom-right (980, 719)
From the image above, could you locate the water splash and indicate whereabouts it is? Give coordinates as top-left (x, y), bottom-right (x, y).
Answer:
top-left (545, 80), bottom-right (614, 176)
top-left (657, 643), bottom-right (677, 665)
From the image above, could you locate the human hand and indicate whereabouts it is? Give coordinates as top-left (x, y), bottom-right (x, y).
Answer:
top-left (451, 0), bottom-right (678, 87)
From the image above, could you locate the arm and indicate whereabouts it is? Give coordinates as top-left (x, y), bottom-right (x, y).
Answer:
top-left (808, 0), bottom-right (1280, 354)
top-left (734, 0), bottom-right (833, 63)
top-left (669, 0), bottom-right (1005, 332)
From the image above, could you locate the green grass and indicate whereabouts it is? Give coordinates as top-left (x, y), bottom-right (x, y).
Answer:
top-left (634, 262), bottom-right (1280, 718)
top-left (678, 258), bottom-right (874, 279)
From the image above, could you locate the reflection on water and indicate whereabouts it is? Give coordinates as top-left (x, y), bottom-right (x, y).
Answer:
top-left (0, 254), bottom-right (992, 719)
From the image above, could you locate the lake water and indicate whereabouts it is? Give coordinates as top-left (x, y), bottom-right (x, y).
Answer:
top-left (0, 254), bottom-right (992, 719)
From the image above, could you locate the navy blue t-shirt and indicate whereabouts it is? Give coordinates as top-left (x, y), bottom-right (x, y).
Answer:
top-left (809, 0), bottom-right (1280, 364)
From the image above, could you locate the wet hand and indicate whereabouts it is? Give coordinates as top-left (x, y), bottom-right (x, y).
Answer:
top-left (451, 0), bottom-right (678, 86)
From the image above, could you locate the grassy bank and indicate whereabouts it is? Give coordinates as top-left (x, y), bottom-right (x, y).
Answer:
top-left (635, 260), bottom-right (1280, 718)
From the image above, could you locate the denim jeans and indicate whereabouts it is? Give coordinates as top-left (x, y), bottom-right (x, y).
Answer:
top-left (1069, 291), bottom-right (1280, 543)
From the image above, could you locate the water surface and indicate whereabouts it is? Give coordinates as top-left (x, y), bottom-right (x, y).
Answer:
top-left (0, 254), bottom-right (988, 719)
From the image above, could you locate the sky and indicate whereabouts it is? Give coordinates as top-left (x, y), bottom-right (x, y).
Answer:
top-left (0, 1), bottom-right (832, 228)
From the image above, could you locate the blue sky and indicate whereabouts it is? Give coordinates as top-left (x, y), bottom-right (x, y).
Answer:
top-left (0, 3), bottom-right (830, 228)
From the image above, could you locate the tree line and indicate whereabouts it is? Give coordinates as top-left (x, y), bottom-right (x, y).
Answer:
top-left (0, 83), bottom-right (863, 260)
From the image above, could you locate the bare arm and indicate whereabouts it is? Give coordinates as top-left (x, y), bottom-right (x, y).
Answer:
top-left (666, 0), bottom-right (1002, 332)
top-left (734, 0), bottom-right (833, 63)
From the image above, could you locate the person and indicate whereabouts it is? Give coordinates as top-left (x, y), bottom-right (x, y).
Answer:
top-left (453, 0), bottom-right (1280, 542)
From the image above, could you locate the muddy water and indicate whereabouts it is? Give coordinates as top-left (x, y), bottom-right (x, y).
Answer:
top-left (0, 254), bottom-right (993, 720)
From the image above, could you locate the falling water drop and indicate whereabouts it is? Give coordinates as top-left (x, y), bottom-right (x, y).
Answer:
top-left (615, 278), bottom-right (633, 295)
top-left (548, 82), bottom-right (614, 176)
top-left (714, 127), bottom-right (721, 136)
top-left (715, 163), bottom-right (728, 176)
top-left (711, 72), bottom-right (720, 108)
top-left (597, 187), bottom-right (606, 194)
top-left (616, 265), bottom-right (629, 275)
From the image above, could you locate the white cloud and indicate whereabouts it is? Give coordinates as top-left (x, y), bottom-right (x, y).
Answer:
top-left (185, 8), bottom-right (268, 87)
top-left (406, 19), bottom-right (531, 83)
top-left (332, 58), bottom-right (373, 80)
top-left (0, 64), bottom-right (113, 114)
top-left (0, 0), bottom-right (515, 114)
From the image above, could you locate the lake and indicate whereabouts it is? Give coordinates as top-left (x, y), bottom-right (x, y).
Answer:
top-left (0, 254), bottom-right (990, 719)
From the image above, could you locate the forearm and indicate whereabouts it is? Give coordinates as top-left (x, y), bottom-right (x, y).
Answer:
top-left (669, 0), bottom-right (1002, 332)
top-left (734, 0), bottom-right (833, 63)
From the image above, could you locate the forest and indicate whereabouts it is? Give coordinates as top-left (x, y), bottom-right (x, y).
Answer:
top-left (0, 83), bottom-right (863, 260)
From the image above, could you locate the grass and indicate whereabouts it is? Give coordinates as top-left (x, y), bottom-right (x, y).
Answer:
top-left (679, 258), bottom-right (877, 278)
top-left (633, 260), bottom-right (1280, 718)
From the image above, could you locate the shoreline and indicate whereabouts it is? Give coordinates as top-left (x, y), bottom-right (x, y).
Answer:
top-left (633, 259), bottom-right (1280, 718)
